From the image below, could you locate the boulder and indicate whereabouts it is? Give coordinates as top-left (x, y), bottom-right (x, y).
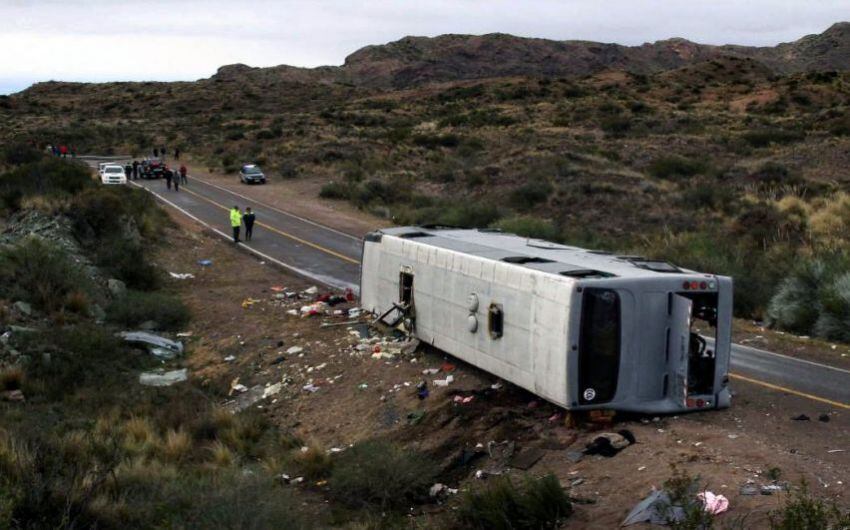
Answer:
top-left (107, 278), bottom-right (127, 298)
top-left (13, 301), bottom-right (32, 316)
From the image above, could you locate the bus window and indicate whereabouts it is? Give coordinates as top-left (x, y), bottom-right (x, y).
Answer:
top-left (488, 304), bottom-right (504, 339)
top-left (578, 288), bottom-right (621, 404)
top-left (399, 272), bottom-right (414, 306)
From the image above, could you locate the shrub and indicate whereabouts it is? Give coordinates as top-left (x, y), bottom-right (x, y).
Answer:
top-left (769, 482), bottom-right (850, 529)
top-left (23, 324), bottom-right (125, 398)
top-left (510, 181), bottom-right (553, 210)
top-left (812, 271), bottom-right (850, 342)
top-left (2, 142), bottom-right (42, 166)
top-left (766, 260), bottom-right (825, 333)
top-left (648, 156), bottom-right (706, 180)
top-left (457, 474), bottom-right (572, 530)
top-left (95, 235), bottom-right (161, 291)
top-left (492, 216), bottom-right (558, 241)
top-left (292, 443), bottom-right (333, 480)
top-left (319, 181), bottom-right (351, 200)
top-left (0, 158), bottom-right (91, 211)
top-left (106, 290), bottom-right (190, 331)
top-left (0, 237), bottom-right (89, 313)
top-left (413, 133), bottom-right (460, 149)
top-left (741, 128), bottom-right (805, 148)
top-left (328, 440), bottom-right (437, 511)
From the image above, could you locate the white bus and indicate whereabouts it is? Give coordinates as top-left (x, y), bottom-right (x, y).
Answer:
top-left (360, 226), bottom-right (733, 414)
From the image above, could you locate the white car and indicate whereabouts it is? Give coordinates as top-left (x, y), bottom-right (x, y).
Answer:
top-left (99, 164), bottom-right (127, 185)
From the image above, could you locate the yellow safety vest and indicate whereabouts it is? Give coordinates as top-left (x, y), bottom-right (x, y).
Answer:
top-left (230, 209), bottom-right (242, 227)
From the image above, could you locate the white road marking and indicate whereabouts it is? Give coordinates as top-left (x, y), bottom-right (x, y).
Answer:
top-left (130, 181), bottom-right (359, 293)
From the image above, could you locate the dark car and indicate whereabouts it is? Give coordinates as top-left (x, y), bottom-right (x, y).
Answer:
top-left (239, 164), bottom-right (266, 184)
top-left (142, 159), bottom-right (164, 179)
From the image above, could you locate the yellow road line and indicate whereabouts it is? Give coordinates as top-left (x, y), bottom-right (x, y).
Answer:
top-left (179, 186), bottom-right (360, 265)
top-left (730, 372), bottom-right (850, 410)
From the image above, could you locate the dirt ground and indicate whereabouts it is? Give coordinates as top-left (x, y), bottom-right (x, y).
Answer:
top-left (153, 208), bottom-right (849, 529)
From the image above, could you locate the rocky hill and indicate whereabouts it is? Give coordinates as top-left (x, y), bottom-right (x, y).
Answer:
top-left (210, 22), bottom-right (850, 88)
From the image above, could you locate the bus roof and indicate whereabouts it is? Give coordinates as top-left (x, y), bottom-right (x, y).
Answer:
top-left (376, 226), bottom-right (704, 279)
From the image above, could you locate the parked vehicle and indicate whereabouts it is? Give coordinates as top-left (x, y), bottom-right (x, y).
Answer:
top-left (99, 164), bottom-right (127, 185)
top-left (239, 164), bottom-right (266, 184)
top-left (360, 226), bottom-right (733, 414)
top-left (141, 159), bottom-right (164, 179)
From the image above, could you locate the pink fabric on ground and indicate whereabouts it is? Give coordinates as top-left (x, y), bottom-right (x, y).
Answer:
top-left (697, 491), bottom-right (730, 515)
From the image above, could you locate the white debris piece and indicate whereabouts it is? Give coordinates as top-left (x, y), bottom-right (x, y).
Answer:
top-left (139, 369), bottom-right (188, 387)
top-left (286, 346), bottom-right (304, 355)
top-left (169, 272), bottom-right (195, 280)
top-left (433, 375), bottom-right (454, 387)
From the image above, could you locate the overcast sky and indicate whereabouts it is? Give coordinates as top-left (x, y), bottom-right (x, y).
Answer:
top-left (1, 0), bottom-right (848, 95)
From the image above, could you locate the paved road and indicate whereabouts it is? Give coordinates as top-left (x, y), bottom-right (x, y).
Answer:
top-left (84, 157), bottom-right (849, 409)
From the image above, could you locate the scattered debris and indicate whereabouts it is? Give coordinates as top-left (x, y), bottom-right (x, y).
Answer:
top-left (1, 389), bottom-right (25, 402)
top-left (429, 483), bottom-right (458, 498)
top-left (584, 430), bottom-right (636, 457)
top-left (761, 484), bottom-right (785, 495)
top-left (304, 286), bottom-right (319, 295)
top-left (697, 491), bottom-right (729, 515)
top-left (416, 380), bottom-right (429, 399)
top-left (119, 331), bottom-right (184, 359)
top-left (169, 272), bottom-right (195, 280)
top-left (622, 490), bottom-right (682, 526)
top-left (302, 383), bottom-right (319, 393)
top-left (242, 298), bottom-right (262, 309)
top-left (139, 369), bottom-right (188, 387)
top-left (197, 259), bottom-right (212, 266)
top-left (791, 414), bottom-right (811, 421)
top-left (452, 395), bottom-right (474, 405)
top-left (286, 346), bottom-right (304, 355)
top-left (739, 484), bottom-right (759, 496)
top-left (818, 414), bottom-right (830, 423)
top-left (433, 375), bottom-right (454, 387)
top-left (224, 355), bottom-right (236, 362)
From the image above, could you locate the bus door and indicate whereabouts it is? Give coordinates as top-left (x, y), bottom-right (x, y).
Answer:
top-left (667, 294), bottom-right (693, 405)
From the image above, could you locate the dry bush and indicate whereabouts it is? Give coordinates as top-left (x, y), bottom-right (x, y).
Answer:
top-left (809, 193), bottom-right (850, 250)
top-left (159, 428), bottom-right (192, 464)
top-left (293, 442), bottom-right (333, 480)
top-left (121, 416), bottom-right (158, 457)
top-left (207, 441), bottom-right (236, 468)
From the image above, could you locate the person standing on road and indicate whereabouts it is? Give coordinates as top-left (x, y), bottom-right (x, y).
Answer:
top-left (124, 163), bottom-right (132, 181)
top-left (174, 147), bottom-right (180, 160)
top-left (179, 164), bottom-right (187, 185)
top-left (164, 166), bottom-right (173, 190)
top-left (153, 147), bottom-right (159, 158)
top-left (230, 206), bottom-right (242, 243)
top-left (243, 207), bottom-right (255, 241)
top-left (132, 160), bottom-right (139, 180)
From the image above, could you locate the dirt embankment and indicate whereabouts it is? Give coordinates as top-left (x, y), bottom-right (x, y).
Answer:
top-left (158, 209), bottom-right (849, 528)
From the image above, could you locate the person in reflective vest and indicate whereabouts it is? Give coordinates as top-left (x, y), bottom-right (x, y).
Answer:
top-left (230, 206), bottom-right (242, 243)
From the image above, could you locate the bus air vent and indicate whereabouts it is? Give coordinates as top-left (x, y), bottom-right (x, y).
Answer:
top-left (502, 256), bottom-right (555, 264)
top-left (629, 259), bottom-right (681, 273)
top-left (560, 269), bottom-right (616, 279)
top-left (399, 231), bottom-right (434, 239)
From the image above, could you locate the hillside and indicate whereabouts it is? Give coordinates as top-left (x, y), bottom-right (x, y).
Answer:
top-left (213, 22), bottom-right (850, 88)
top-left (2, 23), bottom-right (850, 332)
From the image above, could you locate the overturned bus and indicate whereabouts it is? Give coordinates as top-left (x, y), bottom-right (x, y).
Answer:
top-left (360, 227), bottom-right (733, 414)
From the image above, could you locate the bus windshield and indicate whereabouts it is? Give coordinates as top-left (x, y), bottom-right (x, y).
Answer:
top-left (578, 288), bottom-right (621, 405)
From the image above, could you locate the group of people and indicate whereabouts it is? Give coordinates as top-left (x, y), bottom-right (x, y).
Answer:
top-left (46, 144), bottom-right (75, 157)
top-left (122, 159), bottom-right (187, 191)
top-left (163, 164), bottom-right (188, 191)
top-left (153, 146), bottom-right (180, 161)
top-left (230, 206), bottom-right (256, 243)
